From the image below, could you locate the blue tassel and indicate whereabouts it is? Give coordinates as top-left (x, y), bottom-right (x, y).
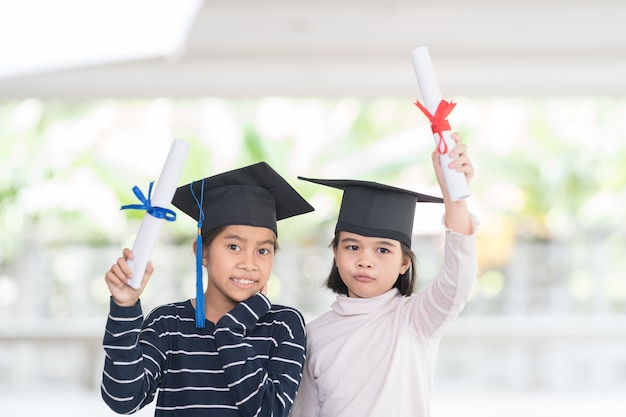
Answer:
top-left (190, 179), bottom-right (206, 328)
top-left (195, 225), bottom-right (205, 328)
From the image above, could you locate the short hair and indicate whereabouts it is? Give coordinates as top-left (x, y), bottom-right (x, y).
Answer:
top-left (325, 233), bottom-right (417, 296)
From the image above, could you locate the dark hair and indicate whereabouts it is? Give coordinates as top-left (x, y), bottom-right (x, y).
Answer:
top-left (325, 233), bottom-right (417, 296)
top-left (201, 225), bottom-right (280, 251)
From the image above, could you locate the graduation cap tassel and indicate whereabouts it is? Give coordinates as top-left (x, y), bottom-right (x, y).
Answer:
top-left (190, 179), bottom-right (206, 328)
top-left (195, 224), bottom-right (205, 328)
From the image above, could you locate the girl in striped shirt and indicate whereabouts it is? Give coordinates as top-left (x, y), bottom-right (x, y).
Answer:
top-left (102, 162), bottom-right (313, 417)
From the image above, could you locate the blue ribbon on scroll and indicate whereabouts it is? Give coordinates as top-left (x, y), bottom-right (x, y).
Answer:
top-left (120, 181), bottom-right (176, 221)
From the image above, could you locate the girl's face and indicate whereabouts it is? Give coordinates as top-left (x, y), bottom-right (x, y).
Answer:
top-left (333, 231), bottom-right (410, 298)
top-left (202, 224), bottom-right (276, 308)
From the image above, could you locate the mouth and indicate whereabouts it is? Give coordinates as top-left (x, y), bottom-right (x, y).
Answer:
top-left (354, 275), bottom-right (375, 283)
top-left (230, 277), bottom-right (258, 289)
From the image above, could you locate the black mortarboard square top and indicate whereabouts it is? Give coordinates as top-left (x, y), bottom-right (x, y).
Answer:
top-left (173, 162), bottom-right (314, 236)
top-left (298, 177), bottom-right (443, 247)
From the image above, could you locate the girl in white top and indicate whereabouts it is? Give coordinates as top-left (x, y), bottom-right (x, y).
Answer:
top-left (291, 134), bottom-right (477, 417)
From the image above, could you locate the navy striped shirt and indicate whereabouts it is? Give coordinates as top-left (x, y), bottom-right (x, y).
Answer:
top-left (101, 293), bottom-right (306, 416)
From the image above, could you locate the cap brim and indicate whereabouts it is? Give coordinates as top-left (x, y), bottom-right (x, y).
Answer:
top-left (298, 176), bottom-right (443, 203)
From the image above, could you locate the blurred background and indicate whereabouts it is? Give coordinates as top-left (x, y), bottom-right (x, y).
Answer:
top-left (1, 1), bottom-right (625, 416)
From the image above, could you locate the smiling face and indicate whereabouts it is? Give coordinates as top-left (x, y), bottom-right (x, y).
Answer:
top-left (202, 224), bottom-right (276, 312)
top-left (333, 231), bottom-right (410, 298)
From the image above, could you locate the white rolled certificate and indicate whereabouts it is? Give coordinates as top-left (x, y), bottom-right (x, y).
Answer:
top-left (126, 139), bottom-right (190, 288)
top-left (410, 46), bottom-right (470, 201)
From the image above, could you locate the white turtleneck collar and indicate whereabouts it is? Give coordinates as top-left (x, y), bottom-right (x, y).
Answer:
top-left (330, 288), bottom-right (402, 316)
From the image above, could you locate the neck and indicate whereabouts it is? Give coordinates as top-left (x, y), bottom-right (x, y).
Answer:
top-left (200, 288), bottom-right (237, 324)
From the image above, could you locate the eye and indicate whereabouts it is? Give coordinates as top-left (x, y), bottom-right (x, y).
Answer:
top-left (258, 248), bottom-right (273, 255)
top-left (345, 245), bottom-right (359, 251)
top-left (228, 244), bottom-right (241, 251)
top-left (377, 247), bottom-right (390, 254)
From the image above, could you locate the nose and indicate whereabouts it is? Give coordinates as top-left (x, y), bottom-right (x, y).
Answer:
top-left (238, 252), bottom-right (257, 271)
top-left (357, 252), bottom-right (374, 269)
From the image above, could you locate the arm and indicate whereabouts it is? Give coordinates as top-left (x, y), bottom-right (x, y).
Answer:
top-left (410, 133), bottom-right (477, 337)
top-left (214, 294), bottom-right (307, 417)
top-left (433, 132), bottom-right (474, 235)
top-left (101, 299), bottom-right (166, 414)
top-left (411, 215), bottom-right (478, 338)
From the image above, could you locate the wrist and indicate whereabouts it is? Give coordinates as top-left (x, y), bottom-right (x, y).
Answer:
top-left (112, 296), bottom-right (139, 307)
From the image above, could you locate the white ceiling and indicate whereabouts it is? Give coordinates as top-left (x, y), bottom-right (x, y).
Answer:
top-left (2, 0), bottom-right (626, 99)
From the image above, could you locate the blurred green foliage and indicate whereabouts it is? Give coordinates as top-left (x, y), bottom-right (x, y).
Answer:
top-left (1, 97), bottom-right (625, 265)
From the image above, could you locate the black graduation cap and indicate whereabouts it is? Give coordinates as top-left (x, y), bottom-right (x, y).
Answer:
top-left (171, 162), bottom-right (313, 329)
top-left (173, 162), bottom-right (314, 236)
top-left (298, 177), bottom-right (443, 248)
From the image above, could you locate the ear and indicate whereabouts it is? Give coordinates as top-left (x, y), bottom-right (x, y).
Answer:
top-left (192, 239), bottom-right (209, 266)
top-left (400, 257), bottom-right (411, 275)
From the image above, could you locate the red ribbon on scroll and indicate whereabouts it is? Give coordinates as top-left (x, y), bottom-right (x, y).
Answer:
top-left (414, 99), bottom-right (456, 154)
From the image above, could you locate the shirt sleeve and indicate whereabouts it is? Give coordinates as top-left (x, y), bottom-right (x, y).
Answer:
top-left (411, 213), bottom-right (479, 339)
top-left (100, 297), bottom-right (165, 414)
top-left (214, 293), bottom-right (307, 417)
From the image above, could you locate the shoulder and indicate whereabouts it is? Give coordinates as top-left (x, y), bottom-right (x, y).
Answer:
top-left (146, 300), bottom-right (188, 316)
top-left (144, 300), bottom-right (193, 327)
top-left (303, 309), bottom-right (336, 334)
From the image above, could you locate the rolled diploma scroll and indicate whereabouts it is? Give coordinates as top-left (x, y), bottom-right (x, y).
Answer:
top-left (126, 139), bottom-right (190, 289)
top-left (410, 46), bottom-right (471, 201)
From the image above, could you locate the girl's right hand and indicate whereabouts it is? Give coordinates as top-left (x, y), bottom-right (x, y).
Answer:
top-left (104, 248), bottom-right (153, 307)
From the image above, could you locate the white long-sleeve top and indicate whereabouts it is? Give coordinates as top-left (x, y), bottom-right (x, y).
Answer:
top-left (291, 217), bottom-right (478, 417)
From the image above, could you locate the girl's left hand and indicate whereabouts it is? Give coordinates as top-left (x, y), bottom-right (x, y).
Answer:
top-left (448, 132), bottom-right (474, 183)
top-left (432, 132), bottom-right (475, 192)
